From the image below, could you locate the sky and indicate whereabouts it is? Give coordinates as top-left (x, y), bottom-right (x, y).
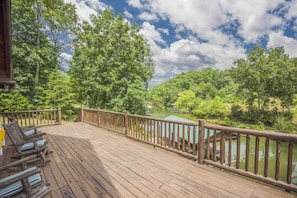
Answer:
top-left (63, 0), bottom-right (297, 87)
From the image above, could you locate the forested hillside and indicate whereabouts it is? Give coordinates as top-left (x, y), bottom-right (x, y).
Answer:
top-left (149, 47), bottom-right (297, 133)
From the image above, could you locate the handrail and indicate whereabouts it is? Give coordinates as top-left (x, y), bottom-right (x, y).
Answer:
top-left (203, 122), bottom-right (297, 193)
top-left (81, 108), bottom-right (297, 193)
top-left (0, 108), bottom-right (62, 127)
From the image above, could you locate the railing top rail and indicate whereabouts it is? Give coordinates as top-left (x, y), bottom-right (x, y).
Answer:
top-left (0, 109), bottom-right (59, 114)
top-left (88, 108), bottom-right (198, 126)
top-left (128, 114), bottom-right (198, 126)
top-left (205, 123), bottom-right (297, 142)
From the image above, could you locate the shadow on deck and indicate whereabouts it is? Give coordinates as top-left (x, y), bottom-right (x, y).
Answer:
top-left (1, 122), bottom-right (296, 198)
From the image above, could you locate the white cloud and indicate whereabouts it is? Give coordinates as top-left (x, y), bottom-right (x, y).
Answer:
top-left (139, 22), bottom-right (166, 51)
top-left (158, 28), bottom-right (169, 36)
top-left (267, 32), bottom-right (297, 57)
top-left (285, 0), bottom-right (297, 19)
top-left (220, 0), bottom-right (285, 43)
top-left (150, 38), bottom-right (246, 86)
top-left (123, 9), bottom-right (133, 19)
top-left (59, 53), bottom-right (73, 71)
top-left (126, 0), bottom-right (143, 9)
top-left (64, 0), bottom-right (108, 22)
top-left (138, 12), bottom-right (158, 21)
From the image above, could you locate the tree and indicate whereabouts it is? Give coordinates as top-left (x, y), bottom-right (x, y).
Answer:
top-left (232, 46), bottom-right (270, 113)
top-left (231, 46), bottom-right (297, 123)
top-left (174, 90), bottom-right (195, 111)
top-left (69, 10), bottom-right (154, 114)
top-left (11, 0), bottom-right (78, 102)
top-left (0, 90), bottom-right (30, 112)
top-left (35, 70), bottom-right (75, 120)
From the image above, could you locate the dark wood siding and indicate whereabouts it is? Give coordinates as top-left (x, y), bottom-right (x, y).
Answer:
top-left (0, 0), bottom-right (13, 88)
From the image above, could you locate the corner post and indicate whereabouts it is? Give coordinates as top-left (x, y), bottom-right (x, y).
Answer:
top-left (198, 119), bottom-right (205, 164)
top-left (97, 109), bottom-right (100, 127)
top-left (81, 108), bottom-right (84, 122)
top-left (58, 108), bottom-right (62, 125)
top-left (124, 111), bottom-right (128, 136)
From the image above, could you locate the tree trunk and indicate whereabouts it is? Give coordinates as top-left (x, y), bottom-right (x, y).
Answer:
top-left (34, 2), bottom-right (41, 91)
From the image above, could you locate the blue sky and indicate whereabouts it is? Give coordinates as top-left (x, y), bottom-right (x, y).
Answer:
top-left (63, 0), bottom-right (297, 87)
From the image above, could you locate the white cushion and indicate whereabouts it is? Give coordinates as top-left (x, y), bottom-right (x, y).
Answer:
top-left (0, 166), bottom-right (42, 197)
top-left (20, 139), bottom-right (47, 151)
top-left (24, 129), bottom-right (41, 136)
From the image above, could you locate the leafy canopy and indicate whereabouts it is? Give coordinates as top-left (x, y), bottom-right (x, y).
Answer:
top-left (69, 10), bottom-right (154, 114)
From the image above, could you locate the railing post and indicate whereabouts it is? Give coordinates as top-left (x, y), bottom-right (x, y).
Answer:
top-left (58, 108), bottom-right (62, 125)
top-left (124, 111), bottom-right (128, 136)
top-left (81, 108), bottom-right (84, 122)
top-left (198, 119), bottom-right (205, 164)
top-left (97, 109), bottom-right (100, 127)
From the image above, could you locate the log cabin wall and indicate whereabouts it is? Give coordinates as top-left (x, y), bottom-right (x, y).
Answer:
top-left (0, 0), bottom-right (13, 89)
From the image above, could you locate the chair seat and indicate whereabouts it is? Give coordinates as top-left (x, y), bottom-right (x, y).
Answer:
top-left (21, 139), bottom-right (47, 151)
top-left (0, 167), bottom-right (42, 197)
top-left (24, 129), bottom-right (42, 136)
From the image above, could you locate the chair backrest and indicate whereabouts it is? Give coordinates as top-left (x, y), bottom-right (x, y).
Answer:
top-left (2, 121), bottom-right (25, 146)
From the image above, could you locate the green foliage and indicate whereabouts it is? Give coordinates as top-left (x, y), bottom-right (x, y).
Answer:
top-left (69, 10), bottom-right (153, 114)
top-left (174, 90), bottom-right (195, 111)
top-left (273, 116), bottom-right (294, 133)
top-left (192, 101), bottom-right (209, 118)
top-left (208, 96), bottom-right (228, 117)
top-left (192, 96), bottom-right (228, 118)
top-left (149, 68), bottom-right (233, 111)
top-left (231, 46), bottom-right (297, 122)
top-left (0, 90), bottom-right (30, 112)
top-left (251, 121), bottom-right (266, 130)
top-left (11, 0), bottom-right (78, 101)
top-left (34, 70), bottom-right (75, 120)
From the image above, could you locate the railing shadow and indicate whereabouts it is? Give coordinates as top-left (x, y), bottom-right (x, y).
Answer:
top-left (40, 125), bottom-right (121, 197)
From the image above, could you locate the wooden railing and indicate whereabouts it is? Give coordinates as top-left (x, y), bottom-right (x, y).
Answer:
top-left (81, 108), bottom-right (297, 193)
top-left (0, 109), bottom-right (62, 127)
top-left (202, 124), bottom-right (297, 193)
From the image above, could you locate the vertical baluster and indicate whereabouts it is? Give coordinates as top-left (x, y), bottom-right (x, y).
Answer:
top-left (182, 125), bottom-right (185, 152)
top-left (206, 128), bottom-right (210, 160)
top-left (236, 133), bottom-right (240, 169)
top-left (275, 140), bottom-right (280, 181)
top-left (24, 112), bottom-right (27, 126)
top-left (264, 138), bottom-right (270, 177)
top-left (172, 123), bottom-right (176, 149)
top-left (245, 135), bottom-right (250, 171)
top-left (220, 131), bottom-right (225, 165)
top-left (177, 124), bottom-right (180, 150)
top-left (145, 119), bottom-right (148, 141)
top-left (157, 121), bottom-right (160, 144)
top-left (213, 131), bottom-right (217, 162)
top-left (163, 122), bottom-right (166, 146)
top-left (169, 122), bottom-right (172, 147)
top-left (193, 126), bottom-right (197, 155)
top-left (254, 136), bottom-right (259, 174)
top-left (287, 142), bottom-right (293, 184)
top-left (149, 120), bottom-right (154, 142)
top-left (228, 132), bottom-right (232, 167)
top-left (187, 126), bottom-right (191, 153)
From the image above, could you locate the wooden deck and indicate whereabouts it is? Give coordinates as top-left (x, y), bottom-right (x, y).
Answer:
top-left (1, 122), bottom-right (297, 198)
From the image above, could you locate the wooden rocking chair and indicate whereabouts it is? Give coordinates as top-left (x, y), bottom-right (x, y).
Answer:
top-left (7, 117), bottom-right (45, 139)
top-left (2, 121), bottom-right (52, 165)
top-left (0, 155), bottom-right (51, 197)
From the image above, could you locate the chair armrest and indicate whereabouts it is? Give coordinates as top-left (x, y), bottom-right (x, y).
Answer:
top-left (23, 133), bottom-right (47, 141)
top-left (21, 125), bottom-right (37, 131)
top-left (0, 167), bottom-right (40, 188)
top-left (0, 155), bottom-right (36, 171)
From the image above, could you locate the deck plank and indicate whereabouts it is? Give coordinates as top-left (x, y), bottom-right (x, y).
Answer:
top-left (1, 122), bottom-right (296, 198)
